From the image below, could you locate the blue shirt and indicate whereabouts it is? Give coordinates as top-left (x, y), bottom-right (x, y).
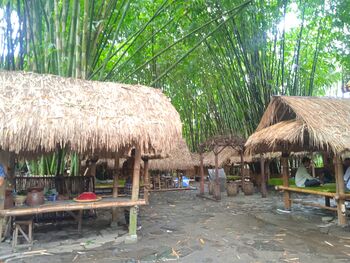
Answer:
top-left (0, 164), bottom-right (5, 178)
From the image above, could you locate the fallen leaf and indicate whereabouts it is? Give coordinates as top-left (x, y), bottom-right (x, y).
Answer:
top-left (199, 238), bottom-right (205, 245)
top-left (324, 241), bottom-right (334, 247)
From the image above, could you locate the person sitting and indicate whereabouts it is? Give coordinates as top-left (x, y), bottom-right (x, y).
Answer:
top-left (295, 157), bottom-right (321, 187)
top-left (343, 158), bottom-right (350, 190)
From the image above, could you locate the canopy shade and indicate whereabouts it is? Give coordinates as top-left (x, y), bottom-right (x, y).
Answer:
top-left (245, 96), bottom-right (350, 155)
top-left (0, 71), bottom-right (182, 156)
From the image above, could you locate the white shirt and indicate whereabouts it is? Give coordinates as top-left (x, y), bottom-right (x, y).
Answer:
top-left (295, 164), bottom-right (314, 187)
top-left (344, 167), bottom-right (350, 190)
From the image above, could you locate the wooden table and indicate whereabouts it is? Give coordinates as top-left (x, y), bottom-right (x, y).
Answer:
top-left (0, 198), bottom-right (146, 233)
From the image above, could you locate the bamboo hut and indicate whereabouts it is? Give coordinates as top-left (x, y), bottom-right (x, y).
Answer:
top-left (245, 96), bottom-right (350, 224)
top-left (0, 71), bottom-right (182, 242)
top-left (148, 138), bottom-right (195, 190)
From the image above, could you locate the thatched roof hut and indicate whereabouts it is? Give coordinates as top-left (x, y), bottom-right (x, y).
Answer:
top-left (245, 96), bottom-right (350, 155)
top-left (0, 71), bottom-right (182, 156)
top-left (148, 138), bottom-right (195, 171)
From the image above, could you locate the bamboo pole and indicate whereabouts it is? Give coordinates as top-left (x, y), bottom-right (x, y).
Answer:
top-left (214, 150), bottom-right (221, 200)
top-left (281, 153), bottom-right (291, 210)
top-left (129, 146), bottom-right (141, 238)
top-left (276, 186), bottom-right (347, 198)
top-left (291, 200), bottom-right (337, 212)
top-left (112, 156), bottom-right (120, 222)
top-left (260, 154), bottom-right (267, 198)
top-left (0, 199), bottom-right (146, 217)
top-left (0, 152), bottom-right (10, 240)
top-left (334, 155), bottom-right (346, 226)
top-left (143, 158), bottom-right (149, 204)
top-left (199, 151), bottom-right (204, 195)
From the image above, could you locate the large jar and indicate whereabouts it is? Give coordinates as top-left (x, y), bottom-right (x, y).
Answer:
top-left (26, 187), bottom-right (45, 206)
top-left (5, 189), bottom-right (14, 209)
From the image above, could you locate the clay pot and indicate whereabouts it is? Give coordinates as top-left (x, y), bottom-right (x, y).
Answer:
top-left (243, 182), bottom-right (254, 195)
top-left (226, 182), bottom-right (238, 197)
top-left (5, 190), bottom-right (14, 209)
top-left (26, 187), bottom-right (45, 206)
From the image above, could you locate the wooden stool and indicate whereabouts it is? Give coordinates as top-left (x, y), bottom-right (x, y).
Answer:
top-left (12, 219), bottom-right (33, 251)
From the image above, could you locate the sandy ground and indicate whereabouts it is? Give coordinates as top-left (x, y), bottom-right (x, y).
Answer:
top-left (1, 185), bottom-right (350, 263)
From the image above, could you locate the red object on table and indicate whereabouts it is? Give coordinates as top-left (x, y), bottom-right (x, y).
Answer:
top-left (76, 192), bottom-right (97, 200)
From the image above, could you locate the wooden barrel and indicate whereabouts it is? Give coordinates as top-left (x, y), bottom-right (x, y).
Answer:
top-left (243, 182), bottom-right (254, 195)
top-left (226, 182), bottom-right (238, 197)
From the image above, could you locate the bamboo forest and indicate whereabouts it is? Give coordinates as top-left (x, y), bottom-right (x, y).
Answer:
top-left (1, 1), bottom-right (350, 262)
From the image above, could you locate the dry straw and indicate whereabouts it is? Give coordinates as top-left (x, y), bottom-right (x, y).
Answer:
top-left (0, 71), bottom-right (182, 156)
top-left (245, 96), bottom-right (350, 155)
top-left (148, 138), bottom-right (195, 171)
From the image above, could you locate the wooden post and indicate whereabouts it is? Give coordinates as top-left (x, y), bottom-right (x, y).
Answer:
top-left (260, 154), bottom-right (267, 198)
top-left (143, 158), bottom-right (149, 204)
top-left (0, 151), bottom-right (10, 241)
top-left (240, 151), bottom-right (244, 179)
top-left (281, 153), bottom-right (291, 210)
top-left (199, 151), bottom-right (205, 195)
top-left (128, 146), bottom-right (141, 241)
top-left (334, 155), bottom-right (346, 226)
top-left (112, 156), bottom-right (120, 222)
top-left (214, 150), bottom-right (221, 200)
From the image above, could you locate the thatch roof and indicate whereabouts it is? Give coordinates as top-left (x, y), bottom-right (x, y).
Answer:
top-left (245, 96), bottom-right (350, 155)
top-left (148, 138), bottom-right (195, 171)
top-left (0, 71), bottom-right (182, 157)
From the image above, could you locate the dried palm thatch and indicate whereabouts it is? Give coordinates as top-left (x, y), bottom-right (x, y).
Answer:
top-left (148, 138), bottom-right (195, 171)
top-left (245, 96), bottom-right (350, 155)
top-left (0, 71), bottom-right (182, 156)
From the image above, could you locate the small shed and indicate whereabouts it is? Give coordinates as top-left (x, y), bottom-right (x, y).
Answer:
top-left (0, 71), bottom-right (182, 241)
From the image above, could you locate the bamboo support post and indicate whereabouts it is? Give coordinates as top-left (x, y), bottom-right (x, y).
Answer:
top-left (0, 151), bottom-right (9, 241)
top-left (240, 151), bottom-right (244, 179)
top-left (112, 156), bottom-right (120, 222)
top-left (143, 158), bottom-right (149, 204)
top-left (199, 151), bottom-right (205, 195)
top-left (128, 146), bottom-right (141, 239)
top-left (260, 155), bottom-right (267, 198)
top-left (334, 155), bottom-right (346, 226)
top-left (214, 151), bottom-right (221, 200)
top-left (281, 153), bottom-right (291, 210)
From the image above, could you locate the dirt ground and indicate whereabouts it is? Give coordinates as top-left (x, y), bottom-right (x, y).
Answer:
top-left (1, 185), bottom-right (350, 262)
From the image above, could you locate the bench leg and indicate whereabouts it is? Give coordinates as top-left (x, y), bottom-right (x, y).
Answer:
top-left (283, 191), bottom-right (291, 210)
top-left (325, 196), bottom-right (330, 207)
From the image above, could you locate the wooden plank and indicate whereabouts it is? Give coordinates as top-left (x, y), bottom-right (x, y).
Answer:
top-left (0, 198), bottom-right (146, 217)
